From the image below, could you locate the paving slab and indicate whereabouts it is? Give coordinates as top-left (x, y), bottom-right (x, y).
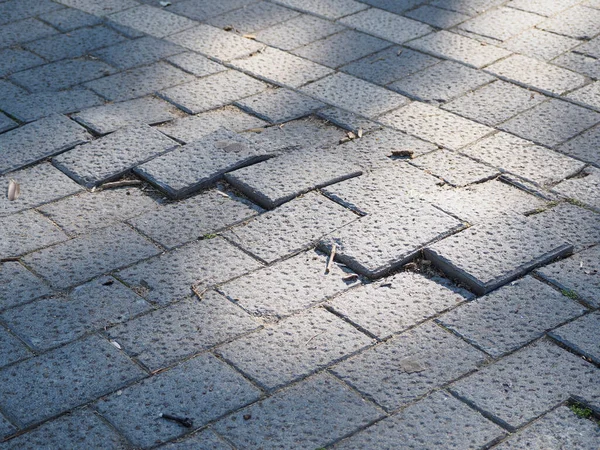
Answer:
top-left (575, 36), bottom-right (600, 59)
top-left (552, 51), bottom-right (600, 80)
top-left (55, 0), bottom-right (139, 16)
top-left (405, 5), bottom-right (471, 28)
top-left (53, 124), bottom-right (179, 188)
top-left (0, 48), bottom-right (45, 78)
top-left (409, 149), bottom-right (498, 186)
top-left (93, 36), bottom-right (185, 70)
top-left (207, 1), bottom-right (300, 33)
top-left (507, 0), bottom-right (581, 16)
top-left (331, 322), bottom-right (487, 411)
top-left (169, 0), bottom-right (257, 21)
top-left (429, 0), bottom-right (505, 15)
top-left (567, 81), bottom-right (600, 111)
top-left (538, 5), bottom-right (600, 39)
top-left (39, 7), bottom-right (102, 32)
top-left (0, 262), bottom-right (52, 310)
top-left (549, 311), bottom-right (600, 364)
top-left (222, 192), bottom-right (359, 263)
top-left (502, 28), bottom-right (580, 61)
top-left (270, 0), bottom-right (368, 20)
top-left (0, 18), bottom-right (57, 49)
top-left (116, 237), bottom-right (263, 305)
top-left (0, 326), bottom-right (31, 369)
top-left (0, 0), bottom-right (63, 25)
top-left (107, 5), bottom-right (197, 38)
top-left (165, 51), bottom-right (227, 77)
top-left (358, 0), bottom-right (426, 14)
top-left (0, 412), bottom-right (16, 440)
top-left (0, 113), bottom-right (17, 134)
top-left (235, 88), bottom-right (325, 123)
top-left (158, 429), bottom-right (234, 450)
top-left (316, 106), bottom-right (382, 135)
top-left (458, 7), bottom-right (543, 42)
top-left (95, 353), bottom-right (261, 448)
top-left (552, 166), bottom-right (600, 210)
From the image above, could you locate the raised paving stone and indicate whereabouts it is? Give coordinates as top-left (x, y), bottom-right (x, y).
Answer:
top-left (129, 189), bottom-right (259, 249)
top-left (95, 353), bottom-right (261, 448)
top-left (538, 5), bottom-right (600, 39)
top-left (0, 48), bottom-right (45, 78)
top-left (218, 307), bottom-right (372, 389)
top-left (380, 102), bottom-right (493, 150)
top-left (1, 276), bottom-right (151, 351)
top-left (107, 5), bottom-right (197, 38)
top-left (107, 291), bottom-right (258, 371)
top-left (207, 1), bottom-right (300, 33)
top-left (39, 7), bottom-right (102, 32)
top-left (316, 107), bottom-right (381, 135)
top-left (329, 272), bottom-right (472, 339)
top-left (331, 322), bottom-right (487, 411)
top-left (0, 114), bottom-right (17, 134)
top-left (0, 326), bottom-right (31, 369)
top-left (0, 19), bottom-right (57, 49)
top-left (53, 124), bottom-right (179, 188)
top-left (169, 0), bottom-right (256, 21)
top-left (551, 166), bottom-right (600, 210)
top-left (502, 28), bottom-right (580, 61)
top-left (425, 214), bottom-right (573, 295)
top-left (458, 7), bottom-right (543, 42)
top-left (116, 237), bottom-right (263, 305)
top-left (93, 36), bottom-right (185, 70)
top-left (270, 0), bottom-right (368, 20)
top-left (219, 249), bottom-right (360, 318)
top-left (0, 262), bottom-right (52, 310)
top-left (165, 51), bottom-right (226, 77)
top-left (235, 88), bottom-right (325, 123)
top-left (135, 128), bottom-right (268, 199)
top-left (334, 391), bottom-right (505, 449)
top-left (410, 149), bottom-right (498, 186)
top-left (55, 0), bottom-right (139, 16)
top-left (438, 276), bottom-right (586, 357)
top-left (405, 5), bottom-right (471, 28)
top-left (158, 429), bottom-right (233, 450)
top-left (558, 125), bottom-right (600, 167)
top-left (406, 30), bottom-right (511, 69)
top-left (0, 335), bottom-right (144, 427)
top-left (450, 339), bottom-right (599, 430)
top-left (0, 114), bottom-right (91, 175)
top-left (549, 311), bottom-right (600, 364)
top-left (303, 72), bottom-right (410, 119)
top-left (23, 224), bottom-right (160, 289)
top-left (567, 81), bottom-right (600, 111)
top-left (159, 70), bottom-right (267, 115)
top-left (222, 192), bottom-right (359, 263)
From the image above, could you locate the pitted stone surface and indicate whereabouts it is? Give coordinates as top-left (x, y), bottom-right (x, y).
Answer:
top-left (0, 413), bottom-right (16, 440)
top-left (458, 7), bottom-right (543, 42)
top-left (235, 88), bottom-right (325, 123)
top-left (116, 237), bottom-right (263, 305)
top-left (358, 0), bottom-right (427, 14)
top-left (53, 124), bottom-right (179, 188)
top-left (549, 311), bottom-right (600, 364)
top-left (39, 7), bottom-right (103, 32)
top-left (95, 353), bottom-right (261, 448)
top-left (23, 224), bottom-right (160, 289)
top-left (552, 166), bottom-right (600, 210)
top-left (135, 128), bottom-right (268, 198)
top-left (380, 102), bottom-right (493, 150)
top-left (429, 0), bottom-right (505, 15)
top-left (553, 51), bottom-right (600, 80)
top-left (159, 429), bottom-right (234, 450)
top-left (158, 70), bottom-right (267, 115)
top-left (438, 276), bottom-right (586, 357)
top-left (0, 48), bottom-right (45, 78)
top-left (331, 322), bottom-right (487, 411)
top-left (218, 307), bottom-right (372, 389)
top-left (502, 28), bottom-right (580, 61)
top-left (410, 149), bottom-right (498, 186)
top-left (329, 272), bottom-right (473, 339)
top-left (425, 215), bottom-right (573, 295)
top-left (302, 72), bottom-right (410, 118)
top-left (0, 0), bottom-right (63, 25)
top-left (316, 107), bottom-right (382, 135)
top-left (0, 114), bottom-right (17, 134)
top-left (270, 0), bottom-right (368, 19)
top-left (93, 36), bottom-right (184, 70)
top-left (219, 249), bottom-right (360, 317)
top-left (0, 262), bottom-right (51, 310)
top-left (1, 276), bottom-right (151, 351)
top-left (107, 291), bottom-right (258, 371)
top-left (405, 5), bottom-right (471, 28)
top-left (207, 1), bottom-right (300, 33)
top-left (0, 19), bottom-right (57, 49)
top-left (559, 125), bottom-right (600, 166)
top-left (508, 0), bottom-right (581, 16)
top-left (165, 51), bottom-right (226, 77)
top-left (107, 5), bottom-right (197, 38)
top-left (0, 326), bottom-right (31, 369)
top-left (567, 81), bottom-right (600, 111)
top-left (55, 0), bottom-right (139, 16)
top-left (0, 335), bottom-right (144, 427)
top-left (169, 0), bottom-right (256, 21)
top-left (222, 192), bottom-right (359, 263)
top-left (538, 5), bottom-right (600, 39)
top-left (334, 391), bottom-right (505, 449)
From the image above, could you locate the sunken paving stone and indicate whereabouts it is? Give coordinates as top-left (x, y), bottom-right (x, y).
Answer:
top-left (129, 189), bottom-right (260, 249)
top-left (405, 5), bottom-right (471, 28)
top-left (53, 124), bottom-right (179, 188)
top-left (225, 146), bottom-right (362, 209)
top-left (0, 407), bottom-right (130, 450)
top-left (502, 28), bottom-right (580, 61)
top-left (316, 107), bottom-right (381, 135)
top-left (328, 272), bottom-right (473, 339)
top-left (450, 339), bottom-right (599, 430)
top-left (116, 237), bottom-right (263, 305)
top-left (442, 80), bottom-right (546, 126)
top-left (93, 36), bottom-right (185, 70)
top-left (84, 61), bottom-right (196, 102)
top-left (0, 18), bottom-right (57, 49)
top-left (270, 0), bottom-right (368, 19)
top-left (538, 5), bottom-right (600, 39)
top-left (499, 99), bottom-right (600, 148)
top-left (106, 291), bottom-right (259, 371)
top-left (331, 322), bottom-right (488, 411)
top-left (95, 353), bottom-right (261, 448)
top-left (214, 373), bottom-right (383, 448)
top-left (462, 132), bottom-right (586, 186)
top-left (0, 335), bottom-right (145, 428)
top-left (0, 210), bottom-right (68, 259)
top-left (0, 163), bottom-right (82, 217)
top-left (552, 166), bottom-right (600, 210)
top-left (165, 52), bottom-right (226, 77)
top-left (158, 70), bottom-right (267, 115)
top-left (0, 114), bottom-right (91, 175)
top-left (159, 429), bottom-right (234, 450)
top-left (135, 128), bottom-right (269, 199)
top-left (536, 245), bottom-right (600, 308)
top-left (334, 391), bottom-right (505, 449)
top-left (405, 30), bottom-right (511, 69)
top-left (302, 72), bottom-right (410, 119)
top-left (0, 262), bottom-right (52, 310)
top-left (457, 7), bottom-right (544, 42)
top-left (235, 88), bottom-right (325, 123)
top-left (0, 326), bottom-right (31, 369)
top-left (23, 224), bottom-right (161, 289)
top-left (0, 113), bottom-right (17, 134)
top-left (380, 102), bottom-right (493, 150)
top-left (107, 5), bottom-right (197, 38)
top-left (567, 81), bottom-right (600, 111)
top-left (222, 192), bottom-right (359, 263)
top-left (219, 249), bottom-right (360, 318)
top-left (217, 307), bottom-right (373, 390)
top-left (72, 96), bottom-right (182, 135)
top-left (1, 276), bottom-right (152, 351)
top-left (424, 214), bottom-right (573, 295)
top-left (231, 47), bottom-right (333, 88)
top-left (39, 7), bottom-right (103, 32)
top-left (438, 276), bottom-right (586, 358)
top-left (0, 48), bottom-right (45, 78)
top-left (207, 1), bottom-right (301, 33)
top-left (549, 311), bottom-right (600, 364)
top-left (55, 0), bottom-right (139, 16)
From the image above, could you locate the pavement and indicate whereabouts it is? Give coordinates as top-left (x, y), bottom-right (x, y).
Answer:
top-left (0, 0), bottom-right (600, 448)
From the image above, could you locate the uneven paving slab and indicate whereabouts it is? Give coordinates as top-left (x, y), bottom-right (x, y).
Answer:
top-left (316, 107), bottom-right (382, 135)
top-left (0, 326), bottom-right (31, 369)
top-left (538, 5), bottom-right (600, 39)
top-left (567, 81), bottom-right (600, 112)
top-left (169, 0), bottom-right (257, 21)
top-left (507, 0), bottom-right (581, 16)
top-left (0, 113), bottom-right (17, 134)
top-left (458, 6), bottom-right (543, 41)
top-left (107, 5), bottom-right (197, 38)
top-left (558, 124), bottom-right (600, 167)
top-left (0, 412), bottom-right (16, 440)
top-left (235, 88), bottom-right (325, 123)
top-left (328, 272), bottom-right (473, 339)
top-left (39, 7), bottom-right (103, 32)
top-left (95, 353), bottom-right (261, 448)
top-left (0, 262), bottom-right (52, 310)
top-left (576, 36), bottom-right (600, 59)
top-left (222, 192), bottom-right (359, 263)
top-left (93, 36), bottom-right (185, 70)
top-left (1, 276), bottom-right (151, 351)
top-left (165, 51), bottom-right (227, 77)
top-left (552, 51), bottom-right (600, 80)
top-left (270, 0), bottom-right (368, 20)
top-left (331, 322), bottom-right (487, 411)
top-left (0, 335), bottom-right (145, 428)
top-left (449, 339), bottom-right (599, 430)
top-left (159, 429), bottom-right (234, 450)
top-left (0, 0), bottom-right (63, 26)
top-left (0, 114), bottom-right (91, 175)
top-left (219, 249), bottom-right (360, 318)
top-left (552, 166), bottom-right (600, 210)
top-left (55, 0), bottom-right (139, 16)
top-left (437, 276), bottom-right (586, 358)
top-left (429, 0), bottom-right (506, 15)
top-left (405, 4), bottom-right (470, 28)
top-left (207, 1), bottom-right (300, 33)
top-left (0, 48), bottom-right (45, 78)
top-left (0, 18), bottom-right (57, 49)
top-left (116, 237), bottom-right (263, 305)
top-left (135, 128), bottom-right (268, 199)
top-left (53, 124), bottom-right (179, 188)
top-left (334, 391), bottom-right (505, 449)
top-left (549, 311), bottom-right (600, 364)
top-left (501, 28), bottom-right (580, 61)
top-left (217, 307), bottom-right (373, 390)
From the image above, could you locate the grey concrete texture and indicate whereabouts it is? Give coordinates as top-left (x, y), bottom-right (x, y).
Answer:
top-left (235, 87), bottom-right (325, 123)
top-left (552, 166), bottom-right (600, 211)
top-left (0, 262), bottom-right (52, 310)
top-left (549, 310), bottom-right (600, 364)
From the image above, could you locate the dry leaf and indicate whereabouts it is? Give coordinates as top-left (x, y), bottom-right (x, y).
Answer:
top-left (357, 128), bottom-right (363, 138)
top-left (110, 340), bottom-right (122, 350)
top-left (347, 131), bottom-right (356, 140)
top-left (390, 149), bottom-right (414, 159)
top-left (243, 34), bottom-right (257, 40)
top-left (7, 179), bottom-right (20, 201)
top-left (159, 0), bottom-right (171, 6)
top-left (223, 25), bottom-right (233, 31)
top-left (399, 357), bottom-right (426, 373)
top-left (339, 136), bottom-right (352, 144)
top-left (397, 49), bottom-right (403, 56)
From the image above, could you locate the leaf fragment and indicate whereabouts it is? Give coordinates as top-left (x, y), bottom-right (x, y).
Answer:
top-left (7, 179), bottom-right (20, 201)
top-left (159, 1), bottom-right (171, 6)
top-left (357, 128), bottom-right (363, 138)
top-left (243, 34), bottom-right (257, 40)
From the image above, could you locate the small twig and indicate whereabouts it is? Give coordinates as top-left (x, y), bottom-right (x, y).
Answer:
top-left (306, 331), bottom-right (326, 346)
top-left (160, 413), bottom-right (193, 428)
top-left (191, 282), bottom-right (207, 299)
top-left (95, 179), bottom-right (143, 191)
top-left (325, 244), bottom-right (337, 274)
top-left (0, 257), bottom-right (20, 262)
